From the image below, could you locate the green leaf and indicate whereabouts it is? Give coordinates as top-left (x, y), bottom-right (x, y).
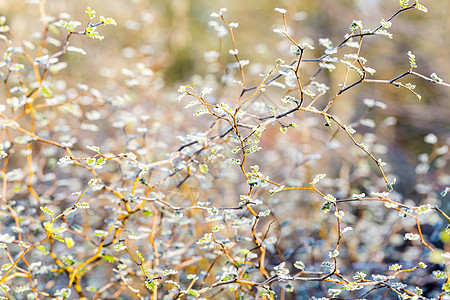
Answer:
top-left (102, 254), bottom-right (114, 263)
top-left (430, 73), bottom-right (443, 83)
top-left (145, 279), bottom-right (157, 291)
top-left (85, 7), bottom-right (96, 19)
top-left (52, 234), bottom-right (64, 242)
top-left (199, 164), bottom-right (208, 173)
top-left (415, 1), bottom-right (428, 13)
top-left (387, 178), bottom-right (396, 192)
top-left (37, 245), bottom-right (49, 255)
top-left (40, 206), bottom-right (54, 216)
top-left (40, 85), bottom-right (53, 98)
top-left (143, 209), bottom-right (153, 216)
top-left (85, 27), bottom-right (104, 41)
top-left (375, 29), bottom-right (393, 39)
top-left (136, 251), bottom-right (145, 262)
top-left (407, 51), bottom-right (417, 69)
top-left (48, 24), bottom-right (60, 35)
top-left (399, 0), bottom-right (409, 8)
top-left (349, 20), bottom-right (362, 32)
top-left (187, 289), bottom-right (199, 296)
top-left (324, 115), bottom-right (332, 128)
top-left (99, 16), bottom-right (117, 26)
top-left (54, 20), bottom-right (81, 32)
top-left (65, 237), bottom-right (75, 248)
top-left (380, 19), bottom-right (392, 28)
top-left (321, 201), bottom-right (332, 213)
top-left (304, 89), bottom-right (316, 98)
top-left (10, 63), bottom-right (24, 71)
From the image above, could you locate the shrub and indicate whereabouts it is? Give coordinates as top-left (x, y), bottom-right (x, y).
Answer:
top-left (0, 0), bottom-right (449, 299)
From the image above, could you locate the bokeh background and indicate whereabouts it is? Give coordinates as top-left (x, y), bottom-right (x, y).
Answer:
top-left (2, 0), bottom-right (448, 166)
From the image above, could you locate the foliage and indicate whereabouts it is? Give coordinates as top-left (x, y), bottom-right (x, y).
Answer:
top-left (0, 0), bottom-right (449, 299)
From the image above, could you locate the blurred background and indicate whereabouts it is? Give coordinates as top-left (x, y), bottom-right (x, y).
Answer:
top-left (2, 0), bottom-right (448, 156)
